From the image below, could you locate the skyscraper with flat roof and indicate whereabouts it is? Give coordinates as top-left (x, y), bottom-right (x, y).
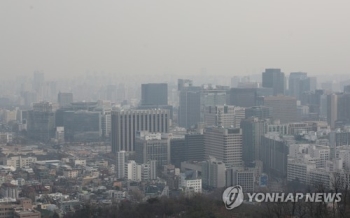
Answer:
top-left (111, 109), bottom-right (169, 153)
top-left (262, 68), bottom-right (285, 95)
top-left (241, 117), bottom-right (266, 166)
top-left (263, 95), bottom-right (297, 123)
top-left (141, 83), bottom-right (168, 106)
top-left (204, 127), bottom-right (243, 168)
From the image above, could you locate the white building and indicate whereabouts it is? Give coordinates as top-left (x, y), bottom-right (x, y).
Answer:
top-left (180, 173), bottom-right (202, 193)
top-left (117, 151), bottom-right (126, 179)
top-left (55, 127), bottom-right (65, 143)
top-left (73, 159), bottom-right (87, 167)
top-left (4, 156), bottom-right (37, 168)
top-left (204, 105), bottom-right (245, 129)
top-left (287, 157), bottom-right (317, 184)
top-left (63, 169), bottom-right (79, 178)
top-left (125, 160), bottom-right (141, 182)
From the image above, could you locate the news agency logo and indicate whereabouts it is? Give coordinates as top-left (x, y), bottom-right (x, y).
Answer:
top-left (223, 186), bottom-right (342, 210)
top-left (222, 185), bottom-right (244, 210)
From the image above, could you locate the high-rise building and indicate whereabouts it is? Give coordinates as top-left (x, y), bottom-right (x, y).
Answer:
top-left (111, 109), bottom-right (169, 153)
top-left (204, 105), bottom-right (245, 128)
top-left (178, 86), bottom-right (201, 129)
top-left (200, 85), bottom-right (228, 121)
top-left (63, 110), bottom-right (101, 141)
top-left (262, 68), bottom-right (285, 95)
top-left (241, 117), bottom-right (266, 166)
top-left (336, 93), bottom-right (350, 124)
top-left (260, 133), bottom-right (289, 177)
top-left (202, 156), bottom-right (227, 189)
top-left (185, 132), bottom-right (205, 162)
top-left (116, 151), bottom-right (126, 179)
top-left (125, 160), bottom-right (142, 182)
top-left (327, 94), bottom-right (338, 129)
top-left (228, 88), bottom-right (257, 107)
top-left (170, 137), bottom-right (186, 167)
top-left (135, 131), bottom-right (170, 167)
top-left (26, 102), bottom-right (57, 142)
top-left (141, 83), bottom-right (168, 106)
top-left (245, 106), bottom-right (270, 120)
top-left (288, 72), bottom-right (317, 101)
top-left (263, 95), bottom-right (297, 123)
top-left (204, 127), bottom-right (243, 167)
top-left (58, 92), bottom-right (73, 108)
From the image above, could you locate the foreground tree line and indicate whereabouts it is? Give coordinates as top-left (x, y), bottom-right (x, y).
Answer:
top-left (64, 185), bottom-right (350, 218)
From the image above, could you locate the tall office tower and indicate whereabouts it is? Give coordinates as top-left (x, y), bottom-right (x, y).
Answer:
top-left (336, 93), bottom-right (350, 124)
top-left (170, 137), bottom-right (186, 167)
top-left (178, 85), bottom-right (201, 129)
top-left (263, 95), bottom-right (297, 123)
top-left (228, 88), bottom-right (257, 107)
top-left (200, 84), bottom-right (228, 121)
top-left (301, 89), bottom-right (325, 116)
top-left (26, 102), bottom-right (57, 142)
top-left (135, 131), bottom-right (170, 167)
top-left (327, 94), bottom-right (338, 129)
top-left (241, 117), bottom-right (266, 166)
top-left (138, 83), bottom-right (173, 119)
top-left (204, 105), bottom-right (245, 128)
top-left (204, 127), bottom-right (243, 167)
top-left (101, 112), bottom-right (111, 138)
top-left (63, 111), bottom-right (101, 142)
top-left (185, 132), bottom-right (205, 161)
top-left (57, 92), bottom-right (73, 108)
top-left (141, 83), bottom-right (168, 106)
top-left (262, 68), bottom-right (285, 95)
top-left (202, 156), bottom-right (227, 189)
top-left (111, 109), bottom-right (169, 153)
top-left (260, 133), bottom-right (289, 177)
top-left (288, 72), bottom-right (310, 100)
top-left (116, 151), bottom-right (126, 179)
top-left (245, 106), bottom-right (270, 120)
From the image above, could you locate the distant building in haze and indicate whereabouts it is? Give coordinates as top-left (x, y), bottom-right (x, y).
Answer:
top-left (141, 83), bottom-right (168, 106)
top-left (262, 68), bottom-right (285, 95)
top-left (58, 92), bottom-right (73, 108)
top-left (26, 101), bottom-right (57, 142)
top-left (178, 79), bottom-right (201, 129)
top-left (263, 95), bottom-right (297, 123)
top-left (204, 105), bottom-right (245, 128)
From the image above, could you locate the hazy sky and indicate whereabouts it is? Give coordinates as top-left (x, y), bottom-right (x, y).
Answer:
top-left (1, 1), bottom-right (349, 79)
